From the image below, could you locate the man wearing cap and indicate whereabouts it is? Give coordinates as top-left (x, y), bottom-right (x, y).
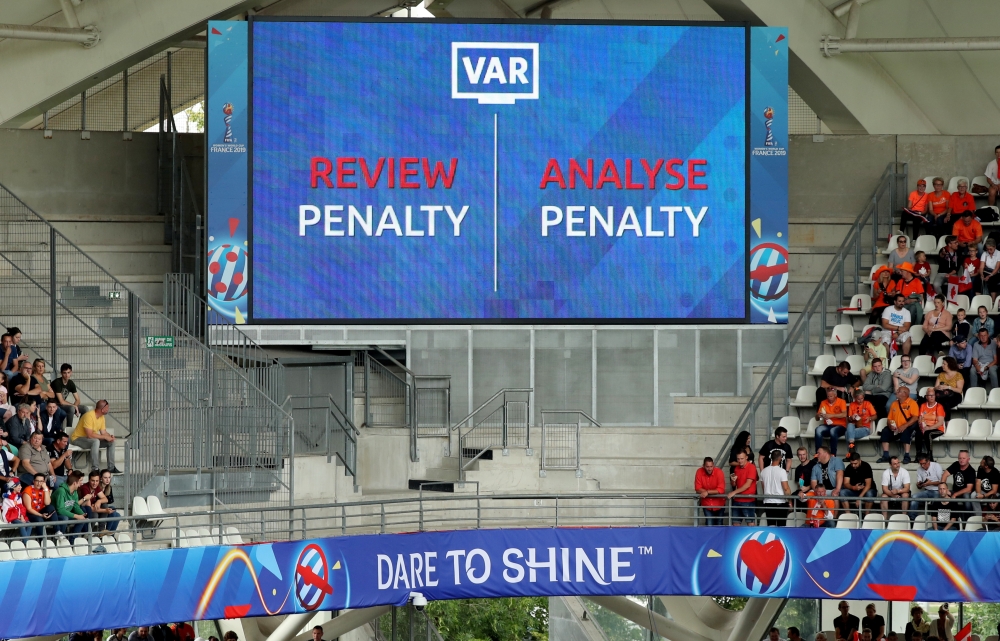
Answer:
top-left (904, 178), bottom-right (931, 236)
top-left (882, 294), bottom-right (914, 356)
top-left (948, 335), bottom-right (973, 390)
top-left (897, 263), bottom-right (926, 325)
top-left (954, 210), bottom-right (984, 255)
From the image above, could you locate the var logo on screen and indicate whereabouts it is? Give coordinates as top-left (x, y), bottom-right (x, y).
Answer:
top-left (451, 42), bottom-right (539, 104)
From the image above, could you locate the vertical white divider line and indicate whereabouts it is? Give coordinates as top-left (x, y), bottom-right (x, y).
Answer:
top-left (494, 112), bottom-right (498, 292)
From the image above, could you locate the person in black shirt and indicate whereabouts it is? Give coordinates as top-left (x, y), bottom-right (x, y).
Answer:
top-left (728, 430), bottom-right (753, 475)
top-left (758, 426), bottom-right (794, 471)
top-left (793, 447), bottom-right (816, 493)
top-left (833, 601), bottom-right (860, 640)
top-left (861, 603), bottom-right (885, 641)
top-left (48, 431), bottom-right (72, 485)
top-left (976, 455), bottom-right (1000, 526)
top-left (942, 450), bottom-right (975, 519)
top-left (9, 361), bottom-right (41, 409)
top-left (842, 452), bottom-right (876, 515)
top-left (815, 362), bottom-right (860, 407)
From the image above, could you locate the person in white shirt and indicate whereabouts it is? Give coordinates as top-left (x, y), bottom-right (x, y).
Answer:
top-left (761, 450), bottom-right (790, 526)
top-left (910, 453), bottom-right (944, 521)
top-left (983, 239), bottom-right (1000, 303)
top-left (987, 144), bottom-right (1000, 206)
top-left (881, 295), bottom-right (913, 356)
top-left (881, 455), bottom-right (911, 519)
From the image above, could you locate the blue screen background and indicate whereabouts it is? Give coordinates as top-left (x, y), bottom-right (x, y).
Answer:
top-left (252, 21), bottom-right (746, 320)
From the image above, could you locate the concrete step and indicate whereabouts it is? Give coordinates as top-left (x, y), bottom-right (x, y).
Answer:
top-left (75, 244), bottom-right (171, 276)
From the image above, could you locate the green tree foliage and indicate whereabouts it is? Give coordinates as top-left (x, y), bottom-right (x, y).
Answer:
top-left (426, 598), bottom-right (548, 641)
top-left (953, 602), bottom-right (1000, 638)
top-left (774, 599), bottom-right (819, 641)
top-left (713, 596), bottom-right (749, 611)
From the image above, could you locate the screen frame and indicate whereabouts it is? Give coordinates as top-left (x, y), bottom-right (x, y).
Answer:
top-left (246, 16), bottom-right (752, 325)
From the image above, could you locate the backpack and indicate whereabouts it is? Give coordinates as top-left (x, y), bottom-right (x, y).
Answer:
top-left (857, 324), bottom-right (881, 348)
top-left (977, 207), bottom-right (1000, 222)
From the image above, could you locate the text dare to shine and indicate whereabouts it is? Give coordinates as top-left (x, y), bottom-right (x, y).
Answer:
top-left (298, 156), bottom-right (711, 238)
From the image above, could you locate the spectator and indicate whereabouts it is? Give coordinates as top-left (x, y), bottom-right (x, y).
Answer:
top-left (941, 450), bottom-right (976, 519)
top-left (920, 296), bottom-right (953, 356)
top-left (932, 606), bottom-right (954, 641)
top-left (952, 307), bottom-right (972, 344)
top-left (861, 632), bottom-right (873, 641)
top-left (984, 239), bottom-right (1000, 304)
top-left (949, 179), bottom-right (977, 220)
top-left (861, 358), bottom-right (892, 420)
top-left (107, 630), bottom-right (127, 641)
top-left (880, 385), bottom-right (919, 463)
top-left (787, 627), bottom-right (802, 641)
top-left (78, 469), bottom-right (119, 532)
top-left (0, 432), bottom-right (18, 487)
top-left (128, 629), bottom-right (152, 641)
top-left (880, 455), bottom-right (911, 518)
top-left (976, 455), bottom-right (1000, 512)
top-left (882, 295), bottom-right (914, 356)
top-left (910, 454), bottom-right (944, 521)
top-left (972, 327), bottom-right (998, 390)
top-left (52, 469), bottom-right (87, 542)
top-left (932, 358), bottom-right (963, 420)
top-left (816, 635), bottom-right (828, 641)
top-left (897, 265), bottom-right (926, 325)
top-left (224, 631), bottom-right (239, 641)
top-left (694, 456), bottom-right (726, 526)
top-left (17, 431), bottom-right (54, 487)
top-left (834, 601), bottom-right (860, 641)
top-left (861, 332), bottom-right (888, 380)
top-left (927, 178), bottom-right (951, 236)
top-left (48, 431), bottom-right (72, 486)
top-left (888, 634), bottom-right (899, 641)
top-left (904, 178), bottom-right (931, 235)
top-left (9, 361), bottom-right (40, 411)
top-left (758, 426), bottom-right (793, 471)
top-left (727, 450), bottom-right (758, 526)
top-left (954, 211), bottom-right (985, 255)
top-left (810, 446), bottom-right (844, 499)
top-left (768, 628), bottom-right (784, 641)
top-left (842, 452), bottom-right (875, 515)
top-left (0, 380), bottom-right (13, 422)
top-left (846, 387), bottom-right (878, 454)
top-left (937, 236), bottom-right (961, 295)
top-left (816, 387), bottom-right (848, 456)
top-left (803, 486), bottom-right (837, 528)
top-left (31, 359), bottom-right (56, 404)
top-left (964, 245), bottom-right (984, 294)
top-left (4, 403), bottom-right (33, 449)
top-left (793, 447), bottom-right (816, 493)
top-left (38, 399), bottom-right (66, 447)
top-left (972, 305), bottom-right (995, 338)
top-left (728, 430), bottom-right (753, 475)
top-left (905, 606), bottom-right (931, 641)
top-left (52, 363), bottom-right (83, 428)
top-left (22, 472), bottom-right (55, 537)
top-left (919, 385), bottom-right (949, 459)
top-left (1, 479), bottom-right (30, 541)
top-left (761, 449), bottom-right (790, 526)
top-left (99, 468), bottom-right (117, 517)
top-left (887, 236), bottom-right (915, 279)
top-left (947, 336), bottom-right (973, 390)
top-left (913, 251), bottom-right (932, 283)
top-left (71, 400), bottom-right (119, 473)
top-left (2, 328), bottom-right (27, 380)
top-left (862, 604), bottom-right (885, 641)
top-left (871, 267), bottom-right (898, 322)
top-left (988, 145), bottom-right (1000, 206)
top-left (172, 623), bottom-right (196, 641)
top-left (815, 361), bottom-right (858, 407)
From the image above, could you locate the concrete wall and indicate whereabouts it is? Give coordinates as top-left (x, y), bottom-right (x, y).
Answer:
top-left (897, 134), bottom-right (1000, 187)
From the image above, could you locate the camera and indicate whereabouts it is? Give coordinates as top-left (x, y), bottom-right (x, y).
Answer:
top-left (410, 592), bottom-right (427, 611)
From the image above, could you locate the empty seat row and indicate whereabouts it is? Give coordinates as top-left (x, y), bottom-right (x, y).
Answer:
top-left (179, 526), bottom-right (243, 548)
top-left (0, 533), bottom-right (134, 561)
top-left (825, 324), bottom-right (930, 352)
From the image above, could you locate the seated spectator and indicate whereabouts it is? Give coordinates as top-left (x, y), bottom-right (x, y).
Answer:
top-left (48, 431), bottom-right (72, 486)
top-left (758, 426), bottom-right (793, 471)
top-left (870, 266), bottom-right (898, 323)
top-left (52, 469), bottom-right (87, 542)
top-left (841, 452), bottom-right (875, 515)
top-left (984, 240), bottom-right (1000, 304)
top-left (727, 451), bottom-right (757, 525)
top-left (816, 388), bottom-right (848, 456)
top-left (1, 329), bottom-right (27, 382)
top-left (953, 307), bottom-right (972, 344)
top-left (22, 472), bottom-right (55, 537)
top-left (910, 454), bottom-right (943, 520)
top-left (916, 388), bottom-right (947, 461)
top-left (810, 446), bottom-right (844, 500)
top-left (880, 385), bottom-right (919, 463)
top-left (882, 295), bottom-right (914, 356)
top-left (931, 358), bottom-right (963, 421)
top-left (861, 357), bottom-right (892, 420)
top-left (99, 468), bottom-right (117, 516)
top-left (964, 245), bottom-right (984, 294)
top-left (78, 469), bottom-right (119, 532)
top-left (0, 380), bottom-right (13, 422)
top-left (903, 178), bottom-right (931, 235)
top-left (972, 328), bottom-right (998, 390)
top-left (888, 236), bottom-right (915, 280)
top-left (0, 432), bottom-right (17, 486)
top-left (4, 403), bottom-right (33, 449)
top-left (954, 209), bottom-right (985, 254)
top-left (936, 236), bottom-right (961, 295)
top-left (880, 455), bottom-right (911, 518)
top-left (988, 145), bottom-right (1000, 206)
top-left (8, 361), bottom-right (40, 413)
top-left (793, 447), bottom-right (816, 494)
top-left (814, 361), bottom-right (858, 407)
top-left (727, 430), bottom-right (753, 475)
top-left (52, 363), bottom-right (83, 428)
top-left (107, 630), bottom-right (127, 641)
top-left (976, 455), bottom-right (1000, 518)
top-left (38, 399), bottom-right (65, 447)
top-left (1, 479), bottom-right (29, 541)
top-left (862, 604), bottom-right (885, 641)
top-left (920, 296), bottom-right (953, 356)
top-left (949, 179), bottom-right (977, 221)
top-left (31, 359), bottom-right (56, 406)
top-left (892, 355), bottom-right (923, 408)
top-left (71, 400), bottom-right (119, 473)
top-left (760, 449), bottom-right (790, 526)
top-left (946, 336), bottom-right (973, 390)
top-left (860, 332), bottom-right (888, 380)
top-left (941, 450), bottom-right (976, 519)
top-left (906, 607), bottom-right (931, 641)
top-left (128, 629), bottom-right (151, 641)
top-left (17, 431), bottom-right (54, 488)
top-left (913, 251), bottom-right (932, 283)
top-left (695, 456), bottom-right (726, 526)
top-left (972, 305), bottom-right (995, 338)
top-left (927, 177), bottom-right (951, 237)
top-left (803, 486), bottom-right (837, 528)
top-left (897, 265), bottom-right (926, 325)
top-left (833, 602), bottom-right (861, 641)
top-left (847, 387), bottom-right (878, 453)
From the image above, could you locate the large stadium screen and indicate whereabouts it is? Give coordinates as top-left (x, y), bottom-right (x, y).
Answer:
top-left (206, 20), bottom-right (788, 324)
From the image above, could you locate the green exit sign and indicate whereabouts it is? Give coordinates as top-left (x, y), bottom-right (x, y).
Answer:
top-left (145, 336), bottom-right (175, 349)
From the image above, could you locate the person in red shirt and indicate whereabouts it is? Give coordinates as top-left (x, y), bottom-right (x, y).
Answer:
top-left (727, 451), bottom-right (758, 525)
top-left (816, 387), bottom-right (848, 456)
top-left (948, 179), bottom-right (977, 219)
top-left (953, 211), bottom-right (984, 253)
top-left (963, 245), bottom-right (983, 294)
top-left (21, 472), bottom-right (55, 538)
top-left (695, 456), bottom-right (726, 526)
top-left (171, 623), bottom-right (195, 641)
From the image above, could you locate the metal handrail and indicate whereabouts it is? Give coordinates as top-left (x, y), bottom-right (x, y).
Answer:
top-left (717, 162), bottom-right (907, 462)
top-left (540, 409), bottom-right (601, 475)
top-left (282, 393), bottom-right (359, 484)
top-left (449, 387), bottom-right (534, 433)
top-left (457, 389), bottom-right (532, 478)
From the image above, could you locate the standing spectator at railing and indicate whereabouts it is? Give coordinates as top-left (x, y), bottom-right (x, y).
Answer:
top-left (932, 606), bottom-right (955, 641)
top-left (880, 455), bottom-right (911, 518)
top-left (803, 486), bottom-right (837, 528)
top-left (1, 479), bottom-right (29, 541)
top-left (947, 336), bottom-right (973, 390)
top-left (815, 361), bottom-right (858, 407)
top-left (910, 454), bottom-right (943, 521)
top-left (941, 450), bottom-right (976, 519)
top-left (727, 451), bottom-right (758, 525)
top-left (954, 211), bottom-right (985, 255)
top-left (972, 328), bottom-right (998, 390)
top-left (52, 363), bottom-right (82, 428)
top-left (920, 296), bottom-right (953, 356)
top-left (48, 431), bottom-right (72, 487)
top-left (761, 450), bottom-right (790, 526)
top-left (816, 388), bottom-right (848, 456)
top-left (862, 604), bottom-right (885, 641)
top-left (22, 472), bottom-right (54, 537)
top-left (4, 403), bottom-right (33, 449)
top-left (810, 446), bottom-right (844, 500)
top-left (846, 388), bottom-right (878, 456)
top-left (106, 630), bottom-right (127, 641)
top-left (53, 470), bottom-right (87, 542)
top-left (879, 385), bottom-right (919, 464)
top-left (882, 295), bottom-right (914, 357)
top-left (841, 452), bottom-right (875, 515)
top-left (38, 399), bottom-right (65, 447)
top-left (9, 362), bottom-right (40, 410)
top-left (903, 178), bottom-right (931, 236)
top-left (833, 602), bottom-right (861, 641)
top-left (905, 607), bottom-right (931, 641)
top-left (860, 359), bottom-right (892, 421)
top-left (71, 400), bottom-right (119, 474)
top-left (758, 426), bottom-right (793, 471)
top-left (127, 628), bottom-right (152, 641)
top-left (727, 430), bottom-right (754, 475)
top-left (695, 457), bottom-right (726, 526)
top-left (172, 623), bottom-right (195, 641)
top-left (17, 431), bottom-right (53, 488)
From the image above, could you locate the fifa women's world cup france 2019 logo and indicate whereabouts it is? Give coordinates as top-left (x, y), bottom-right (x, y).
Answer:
top-left (223, 103), bottom-right (235, 142)
top-left (763, 106), bottom-right (776, 147)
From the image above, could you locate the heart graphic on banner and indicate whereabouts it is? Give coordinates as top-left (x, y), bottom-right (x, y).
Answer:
top-left (739, 539), bottom-right (786, 587)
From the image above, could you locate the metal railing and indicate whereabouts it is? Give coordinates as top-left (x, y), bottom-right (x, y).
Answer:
top-left (541, 410), bottom-right (600, 476)
top-left (450, 388), bottom-right (532, 479)
top-left (718, 162), bottom-right (908, 461)
top-left (281, 393), bottom-right (359, 486)
top-left (415, 374), bottom-right (451, 437)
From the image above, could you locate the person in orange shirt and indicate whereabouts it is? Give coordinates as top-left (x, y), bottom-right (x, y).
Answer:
top-left (869, 266), bottom-right (898, 323)
top-left (816, 387), bottom-right (848, 456)
top-left (917, 387), bottom-right (947, 461)
top-left (846, 387), bottom-right (877, 454)
top-left (948, 179), bottom-right (977, 219)
top-left (927, 177), bottom-right (951, 237)
top-left (953, 210), bottom-right (984, 253)
top-left (896, 263), bottom-right (926, 324)
top-left (903, 178), bottom-right (931, 236)
top-left (879, 385), bottom-right (920, 464)
top-left (803, 486), bottom-right (838, 528)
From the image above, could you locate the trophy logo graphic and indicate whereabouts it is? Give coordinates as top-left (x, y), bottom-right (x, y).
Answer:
top-left (222, 103), bottom-right (235, 143)
top-left (763, 106), bottom-right (776, 147)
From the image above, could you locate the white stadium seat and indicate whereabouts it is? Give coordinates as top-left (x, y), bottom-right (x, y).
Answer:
top-left (965, 515), bottom-right (984, 531)
top-left (132, 496), bottom-right (149, 517)
top-left (826, 324), bottom-right (855, 347)
top-left (911, 355), bottom-right (934, 379)
top-left (957, 388), bottom-right (987, 411)
top-left (862, 513), bottom-right (885, 530)
top-left (888, 355), bottom-right (902, 372)
top-left (778, 416), bottom-right (801, 439)
top-left (912, 514), bottom-right (929, 531)
top-left (24, 540), bottom-right (42, 560)
top-left (790, 386), bottom-right (817, 408)
top-left (809, 355), bottom-right (836, 377)
top-left (914, 235), bottom-right (937, 255)
top-left (72, 539), bottom-right (89, 556)
top-left (908, 325), bottom-right (926, 346)
top-left (982, 388), bottom-right (1000, 413)
top-left (968, 419), bottom-right (993, 456)
top-left (846, 355), bottom-right (866, 375)
top-left (57, 539), bottom-right (73, 558)
top-left (803, 418), bottom-right (820, 439)
top-left (836, 513), bottom-right (859, 529)
top-left (948, 176), bottom-right (970, 193)
top-left (941, 418), bottom-right (970, 456)
top-left (0, 541), bottom-right (12, 562)
top-left (971, 295), bottom-right (994, 315)
top-left (887, 514), bottom-right (910, 530)
top-left (225, 526), bottom-right (245, 545)
top-left (953, 295), bottom-right (971, 314)
top-left (844, 294), bottom-right (872, 315)
top-left (9, 541), bottom-right (27, 561)
top-left (117, 533), bottom-right (134, 553)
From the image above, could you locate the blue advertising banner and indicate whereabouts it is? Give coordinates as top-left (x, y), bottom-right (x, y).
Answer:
top-left (0, 525), bottom-right (996, 638)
